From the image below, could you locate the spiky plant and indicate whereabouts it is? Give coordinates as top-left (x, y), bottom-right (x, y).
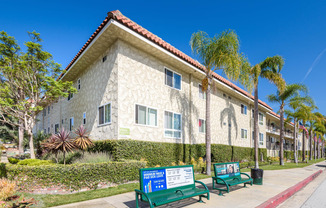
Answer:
top-left (74, 125), bottom-right (94, 153)
top-left (53, 128), bottom-right (75, 165)
top-left (41, 134), bottom-right (59, 163)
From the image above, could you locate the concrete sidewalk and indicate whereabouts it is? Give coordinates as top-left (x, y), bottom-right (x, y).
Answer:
top-left (52, 161), bottom-right (326, 208)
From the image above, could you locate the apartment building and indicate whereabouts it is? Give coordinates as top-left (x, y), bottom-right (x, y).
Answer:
top-left (34, 10), bottom-right (303, 156)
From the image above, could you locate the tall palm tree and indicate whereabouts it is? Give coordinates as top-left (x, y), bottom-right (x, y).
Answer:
top-left (296, 104), bottom-right (315, 162)
top-left (250, 56), bottom-right (285, 169)
top-left (310, 112), bottom-right (325, 160)
top-left (268, 84), bottom-right (307, 165)
top-left (285, 95), bottom-right (313, 163)
top-left (190, 30), bottom-right (251, 175)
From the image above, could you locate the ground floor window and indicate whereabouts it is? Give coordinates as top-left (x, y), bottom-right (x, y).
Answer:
top-left (55, 124), bottom-right (59, 134)
top-left (83, 112), bottom-right (86, 125)
top-left (241, 129), bottom-right (247, 139)
top-left (135, 104), bottom-right (157, 126)
top-left (164, 111), bottom-right (181, 139)
top-left (70, 117), bottom-right (74, 131)
top-left (98, 103), bottom-right (111, 126)
top-left (199, 119), bottom-right (206, 133)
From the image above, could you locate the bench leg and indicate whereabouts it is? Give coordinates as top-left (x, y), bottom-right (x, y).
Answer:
top-left (198, 195), bottom-right (204, 203)
top-left (244, 183), bottom-right (246, 187)
top-left (135, 193), bottom-right (139, 208)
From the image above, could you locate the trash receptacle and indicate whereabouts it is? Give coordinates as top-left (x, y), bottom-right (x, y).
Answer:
top-left (251, 168), bottom-right (264, 185)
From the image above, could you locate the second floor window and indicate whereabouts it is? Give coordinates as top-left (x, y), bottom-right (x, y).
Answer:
top-left (135, 104), bottom-right (157, 126)
top-left (83, 112), bottom-right (86, 125)
top-left (259, 113), bottom-right (263, 125)
top-left (241, 129), bottom-right (247, 139)
top-left (70, 117), bottom-right (74, 131)
top-left (68, 92), bottom-right (74, 101)
top-left (199, 84), bottom-right (206, 100)
top-left (199, 119), bottom-right (206, 133)
top-left (165, 68), bottom-right (181, 90)
top-left (241, 104), bottom-right (247, 115)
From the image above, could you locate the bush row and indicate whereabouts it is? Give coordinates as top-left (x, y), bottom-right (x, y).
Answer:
top-left (3, 160), bottom-right (146, 191)
top-left (88, 139), bottom-right (267, 166)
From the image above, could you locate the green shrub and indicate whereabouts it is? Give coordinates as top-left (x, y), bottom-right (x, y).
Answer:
top-left (6, 160), bottom-right (145, 191)
top-left (240, 162), bottom-right (249, 169)
top-left (17, 159), bottom-right (53, 166)
top-left (0, 163), bottom-right (6, 178)
top-left (8, 158), bottom-right (20, 164)
top-left (73, 152), bottom-right (112, 164)
top-left (89, 139), bottom-right (268, 166)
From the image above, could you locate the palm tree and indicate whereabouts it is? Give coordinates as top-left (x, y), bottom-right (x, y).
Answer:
top-left (190, 30), bottom-right (251, 175)
top-left (74, 125), bottom-right (94, 154)
top-left (268, 84), bottom-right (307, 165)
top-left (310, 112), bottom-right (325, 160)
top-left (249, 56), bottom-right (285, 169)
top-left (285, 95), bottom-right (313, 163)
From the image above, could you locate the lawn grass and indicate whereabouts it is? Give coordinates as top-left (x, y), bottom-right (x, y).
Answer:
top-left (21, 158), bottom-right (325, 207)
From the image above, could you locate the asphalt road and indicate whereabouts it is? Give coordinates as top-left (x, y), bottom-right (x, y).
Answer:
top-left (301, 176), bottom-right (326, 208)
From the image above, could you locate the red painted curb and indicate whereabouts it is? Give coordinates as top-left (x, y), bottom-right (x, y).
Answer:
top-left (256, 169), bottom-right (323, 208)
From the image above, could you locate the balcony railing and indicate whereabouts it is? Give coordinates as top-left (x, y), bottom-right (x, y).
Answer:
top-left (266, 125), bottom-right (294, 138)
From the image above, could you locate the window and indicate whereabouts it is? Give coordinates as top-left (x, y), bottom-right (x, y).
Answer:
top-left (48, 106), bottom-right (50, 114)
top-left (48, 127), bottom-right (50, 134)
top-left (43, 109), bottom-right (46, 117)
top-left (102, 55), bottom-right (107, 62)
top-left (259, 113), bottom-right (263, 125)
top-left (270, 137), bottom-right (275, 143)
top-left (83, 112), bottom-right (86, 125)
top-left (78, 79), bottom-right (81, 91)
top-left (44, 129), bottom-right (46, 134)
top-left (223, 93), bottom-right (226, 98)
top-left (228, 96), bottom-right (231, 100)
top-left (55, 124), bottom-right (59, 134)
top-left (259, 133), bottom-right (264, 145)
top-left (98, 103), bottom-right (111, 125)
top-left (68, 92), bottom-right (74, 101)
top-left (241, 129), bottom-right (247, 139)
top-left (165, 68), bottom-right (181, 90)
top-left (164, 111), bottom-right (182, 138)
top-left (62, 119), bottom-right (64, 124)
top-left (199, 119), bottom-right (206, 133)
top-left (135, 104), bottom-right (157, 126)
top-left (69, 117), bottom-right (74, 131)
top-left (241, 104), bottom-right (247, 115)
top-left (252, 109), bottom-right (254, 118)
top-left (199, 84), bottom-right (206, 100)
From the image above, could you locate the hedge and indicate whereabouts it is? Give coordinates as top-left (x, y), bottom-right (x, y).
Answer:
top-left (0, 163), bottom-right (6, 178)
top-left (89, 139), bottom-right (268, 166)
top-left (5, 160), bottom-right (145, 191)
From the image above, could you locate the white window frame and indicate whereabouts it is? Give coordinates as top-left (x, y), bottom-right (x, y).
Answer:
top-left (83, 112), bottom-right (86, 125)
top-left (54, 123), bottom-right (59, 134)
top-left (70, 117), bottom-right (74, 131)
top-left (259, 133), bottom-right (264, 145)
top-left (164, 110), bottom-right (182, 139)
top-left (68, 92), bottom-right (74, 101)
top-left (241, 104), bottom-right (247, 115)
top-left (199, 118), bottom-right (206, 133)
top-left (259, 112), bottom-right (264, 125)
top-left (135, 104), bottom-right (158, 127)
top-left (164, 67), bottom-right (182, 91)
top-left (241, 129), bottom-right (247, 139)
top-left (77, 78), bottom-right (81, 91)
top-left (98, 102), bottom-right (112, 126)
top-left (198, 84), bottom-right (206, 100)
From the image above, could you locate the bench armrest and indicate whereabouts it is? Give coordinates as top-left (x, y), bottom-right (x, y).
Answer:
top-left (135, 189), bottom-right (153, 205)
top-left (212, 176), bottom-right (227, 185)
top-left (195, 180), bottom-right (209, 190)
top-left (240, 172), bottom-right (251, 179)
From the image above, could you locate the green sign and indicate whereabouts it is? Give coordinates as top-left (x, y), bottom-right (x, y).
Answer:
top-left (119, 127), bottom-right (130, 136)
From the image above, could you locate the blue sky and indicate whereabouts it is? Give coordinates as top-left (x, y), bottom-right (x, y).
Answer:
top-left (1, 0), bottom-right (326, 115)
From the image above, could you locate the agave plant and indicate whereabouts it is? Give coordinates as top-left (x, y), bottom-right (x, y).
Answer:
top-left (74, 125), bottom-right (94, 153)
top-left (54, 128), bottom-right (76, 165)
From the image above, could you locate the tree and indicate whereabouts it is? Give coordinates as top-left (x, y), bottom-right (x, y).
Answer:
top-left (285, 95), bottom-right (313, 163)
top-left (249, 56), bottom-right (285, 169)
top-left (190, 30), bottom-right (251, 175)
top-left (0, 31), bottom-right (76, 159)
top-left (309, 112), bottom-right (325, 160)
top-left (268, 84), bottom-right (307, 165)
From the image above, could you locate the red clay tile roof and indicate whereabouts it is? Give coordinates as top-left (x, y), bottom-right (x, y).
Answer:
top-left (59, 10), bottom-right (272, 111)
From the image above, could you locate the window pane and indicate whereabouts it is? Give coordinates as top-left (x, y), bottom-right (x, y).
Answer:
top-left (165, 69), bottom-right (173, 87)
top-left (136, 105), bottom-right (146, 125)
top-left (99, 106), bottom-right (104, 125)
top-left (174, 114), bottom-right (181, 130)
top-left (174, 131), bottom-right (181, 138)
top-left (104, 104), bottom-right (111, 123)
top-left (174, 73), bottom-right (181, 90)
top-left (165, 130), bottom-right (173, 137)
top-left (164, 111), bottom-right (173, 129)
top-left (148, 108), bottom-right (157, 126)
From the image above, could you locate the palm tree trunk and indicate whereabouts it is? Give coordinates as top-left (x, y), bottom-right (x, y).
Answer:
top-left (317, 140), bottom-right (320, 159)
top-left (314, 137), bottom-right (317, 160)
top-left (309, 130), bottom-right (313, 160)
top-left (254, 85), bottom-right (259, 169)
top-left (279, 104), bottom-right (284, 166)
top-left (293, 119), bottom-right (298, 164)
top-left (302, 122), bottom-right (306, 162)
top-left (205, 77), bottom-right (212, 176)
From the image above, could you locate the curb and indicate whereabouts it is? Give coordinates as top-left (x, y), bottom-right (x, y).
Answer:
top-left (256, 169), bottom-right (323, 208)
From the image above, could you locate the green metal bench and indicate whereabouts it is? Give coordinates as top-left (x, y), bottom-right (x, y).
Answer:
top-left (212, 162), bottom-right (253, 195)
top-left (135, 165), bottom-right (209, 208)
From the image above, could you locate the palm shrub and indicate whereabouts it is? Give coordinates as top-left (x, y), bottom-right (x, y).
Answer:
top-left (41, 134), bottom-right (60, 163)
top-left (53, 128), bottom-right (75, 165)
top-left (74, 125), bottom-right (94, 154)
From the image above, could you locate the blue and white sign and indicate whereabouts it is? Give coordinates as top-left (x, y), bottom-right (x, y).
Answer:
top-left (142, 167), bottom-right (194, 193)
